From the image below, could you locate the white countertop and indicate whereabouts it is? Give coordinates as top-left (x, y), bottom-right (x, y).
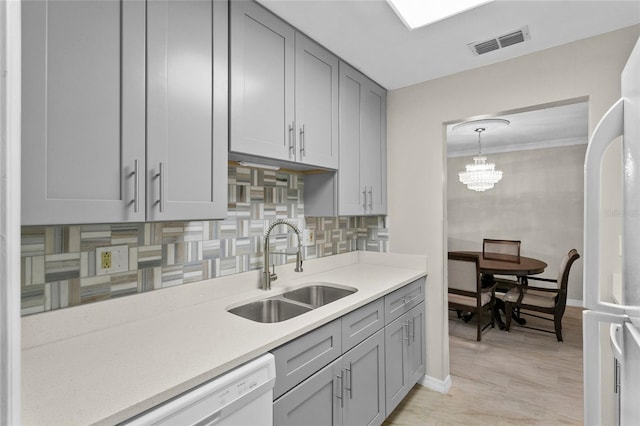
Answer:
top-left (22, 251), bottom-right (427, 425)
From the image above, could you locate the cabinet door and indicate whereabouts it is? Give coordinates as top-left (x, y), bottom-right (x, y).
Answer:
top-left (384, 314), bottom-right (409, 416)
top-left (273, 358), bottom-right (342, 426)
top-left (295, 33), bottom-right (339, 169)
top-left (337, 62), bottom-right (365, 216)
top-left (22, 0), bottom-right (145, 225)
top-left (407, 303), bottom-right (425, 388)
top-left (361, 80), bottom-right (387, 215)
top-left (230, 0), bottom-right (295, 162)
top-left (146, 0), bottom-right (228, 221)
top-left (342, 329), bottom-right (385, 426)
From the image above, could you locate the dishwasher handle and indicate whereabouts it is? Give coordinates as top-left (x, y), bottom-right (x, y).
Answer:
top-left (194, 411), bottom-right (222, 426)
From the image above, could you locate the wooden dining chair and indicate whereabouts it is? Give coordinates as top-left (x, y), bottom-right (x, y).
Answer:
top-left (482, 238), bottom-right (521, 263)
top-left (448, 252), bottom-right (496, 341)
top-left (482, 238), bottom-right (522, 326)
top-left (503, 249), bottom-right (580, 341)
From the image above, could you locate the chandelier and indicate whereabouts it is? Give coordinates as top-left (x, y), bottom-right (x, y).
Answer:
top-left (454, 119), bottom-right (508, 192)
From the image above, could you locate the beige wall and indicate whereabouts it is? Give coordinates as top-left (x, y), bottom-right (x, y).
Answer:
top-left (387, 25), bottom-right (640, 382)
top-left (448, 144), bottom-right (586, 303)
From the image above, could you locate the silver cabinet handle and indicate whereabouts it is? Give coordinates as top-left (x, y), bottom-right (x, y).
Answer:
top-left (403, 321), bottom-right (409, 343)
top-left (155, 162), bottom-right (164, 212)
top-left (336, 373), bottom-right (344, 407)
top-left (134, 160), bottom-right (140, 213)
top-left (410, 318), bottom-right (416, 343)
top-left (299, 124), bottom-right (305, 156)
top-left (129, 160), bottom-right (139, 213)
top-left (345, 364), bottom-right (352, 399)
top-left (368, 187), bottom-right (373, 210)
top-left (288, 122), bottom-right (295, 160)
top-left (362, 187), bottom-right (367, 210)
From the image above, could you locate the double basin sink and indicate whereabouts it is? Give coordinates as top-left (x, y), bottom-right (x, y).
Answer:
top-left (228, 283), bottom-right (357, 323)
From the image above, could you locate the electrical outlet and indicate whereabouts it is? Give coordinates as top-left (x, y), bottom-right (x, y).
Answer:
top-left (101, 251), bottom-right (112, 269)
top-left (302, 229), bottom-right (315, 247)
top-left (96, 245), bottom-right (129, 275)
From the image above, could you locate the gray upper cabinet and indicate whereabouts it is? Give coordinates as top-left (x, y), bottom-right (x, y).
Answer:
top-left (22, 0), bottom-right (146, 225)
top-left (146, 0), bottom-right (228, 221)
top-left (230, 0), bottom-right (338, 169)
top-left (230, 0), bottom-right (295, 163)
top-left (22, 0), bottom-right (227, 225)
top-left (338, 62), bottom-right (387, 216)
top-left (293, 33), bottom-right (339, 169)
top-left (304, 61), bottom-right (387, 217)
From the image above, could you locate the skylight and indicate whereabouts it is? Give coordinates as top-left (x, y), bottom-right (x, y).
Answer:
top-left (386, 0), bottom-right (493, 30)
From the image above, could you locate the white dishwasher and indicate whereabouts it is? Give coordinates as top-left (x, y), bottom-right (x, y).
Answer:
top-left (125, 353), bottom-right (275, 426)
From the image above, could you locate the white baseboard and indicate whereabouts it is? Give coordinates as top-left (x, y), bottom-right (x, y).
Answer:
top-left (417, 374), bottom-right (452, 394)
top-left (566, 298), bottom-right (583, 307)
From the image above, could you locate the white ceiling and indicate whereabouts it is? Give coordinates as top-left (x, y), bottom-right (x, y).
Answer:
top-left (256, 0), bottom-right (635, 153)
top-left (446, 101), bottom-right (589, 156)
top-left (257, 0), bottom-right (640, 90)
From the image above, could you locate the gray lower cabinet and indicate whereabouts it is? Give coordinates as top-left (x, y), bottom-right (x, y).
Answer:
top-left (230, 0), bottom-right (338, 169)
top-left (22, 0), bottom-right (227, 225)
top-left (274, 357), bottom-right (342, 426)
top-left (342, 329), bottom-right (386, 426)
top-left (384, 302), bottom-right (425, 416)
top-left (273, 278), bottom-right (425, 425)
top-left (274, 329), bottom-right (386, 426)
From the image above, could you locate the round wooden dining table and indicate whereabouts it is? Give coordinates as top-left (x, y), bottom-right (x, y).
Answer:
top-left (449, 251), bottom-right (547, 277)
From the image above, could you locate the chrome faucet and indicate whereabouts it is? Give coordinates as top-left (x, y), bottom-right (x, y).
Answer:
top-left (263, 219), bottom-right (303, 290)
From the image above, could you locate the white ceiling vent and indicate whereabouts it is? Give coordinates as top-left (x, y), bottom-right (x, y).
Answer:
top-left (468, 26), bottom-right (530, 55)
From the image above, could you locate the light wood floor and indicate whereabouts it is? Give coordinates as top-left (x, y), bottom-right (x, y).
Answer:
top-left (384, 306), bottom-right (584, 425)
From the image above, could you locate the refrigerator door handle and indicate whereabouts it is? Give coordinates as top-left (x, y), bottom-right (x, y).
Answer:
top-left (610, 323), bottom-right (624, 364)
top-left (584, 97), bottom-right (625, 314)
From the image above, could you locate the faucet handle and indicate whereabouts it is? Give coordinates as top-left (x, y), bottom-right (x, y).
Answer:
top-left (270, 263), bottom-right (278, 282)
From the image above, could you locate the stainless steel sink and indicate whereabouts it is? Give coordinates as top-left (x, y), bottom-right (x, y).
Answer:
top-left (228, 299), bottom-right (312, 323)
top-left (283, 284), bottom-right (357, 308)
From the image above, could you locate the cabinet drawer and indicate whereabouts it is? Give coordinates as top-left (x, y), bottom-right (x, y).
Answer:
top-left (384, 278), bottom-right (425, 325)
top-left (271, 319), bottom-right (342, 399)
top-left (341, 298), bottom-right (384, 352)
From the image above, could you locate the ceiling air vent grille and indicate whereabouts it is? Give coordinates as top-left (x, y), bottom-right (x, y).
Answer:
top-left (468, 26), bottom-right (530, 56)
top-left (499, 30), bottom-right (525, 48)
top-left (474, 39), bottom-right (500, 55)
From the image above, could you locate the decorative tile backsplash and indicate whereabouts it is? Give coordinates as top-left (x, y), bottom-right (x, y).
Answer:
top-left (21, 165), bottom-right (388, 315)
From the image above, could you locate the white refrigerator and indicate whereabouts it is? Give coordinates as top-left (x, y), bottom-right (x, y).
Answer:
top-left (584, 35), bottom-right (640, 425)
